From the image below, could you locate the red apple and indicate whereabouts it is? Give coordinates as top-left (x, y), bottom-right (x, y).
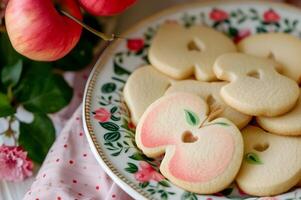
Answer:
top-left (79, 0), bottom-right (136, 16)
top-left (5, 0), bottom-right (82, 61)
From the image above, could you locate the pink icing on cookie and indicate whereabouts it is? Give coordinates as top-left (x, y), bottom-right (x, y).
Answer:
top-left (140, 95), bottom-right (205, 148)
top-left (136, 92), bottom-right (243, 194)
top-left (168, 126), bottom-right (234, 182)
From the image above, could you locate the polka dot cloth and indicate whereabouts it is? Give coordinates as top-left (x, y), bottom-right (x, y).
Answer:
top-left (22, 68), bottom-right (132, 200)
top-left (23, 106), bottom-right (133, 200)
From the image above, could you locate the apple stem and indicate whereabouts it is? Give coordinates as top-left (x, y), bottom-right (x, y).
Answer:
top-left (60, 10), bottom-right (116, 41)
top-left (199, 105), bottom-right (224, 128)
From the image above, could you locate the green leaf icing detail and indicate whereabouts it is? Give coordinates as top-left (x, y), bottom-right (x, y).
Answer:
top-left (184, 109), bottom-right (200, 126)
top-left (245, 152), bottom-right (263, 164)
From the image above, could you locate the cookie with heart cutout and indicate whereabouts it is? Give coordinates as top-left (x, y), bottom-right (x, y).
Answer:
top-left (136, 92), bottom-right (243, 194)
top-left (148, 23), bottom-right (236, 81)
top-left (238, 33), bottom-right (301, 83)
top-left (165, 80), bottom-right (251, 129)
top-left (214, 53), bottom-right (300, 117)
top-left (236, 126), bottom-right (301, 196)
top-left (257, 89), bottom-right (301, 136)
top-left (123, 65), bottom-right (172, 125)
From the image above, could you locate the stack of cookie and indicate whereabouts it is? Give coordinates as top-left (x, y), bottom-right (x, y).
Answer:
top-left (123, 23), bottom-right (301, 196)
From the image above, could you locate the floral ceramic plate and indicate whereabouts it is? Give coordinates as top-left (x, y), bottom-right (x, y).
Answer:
top-left (83, 1), bottom-right (301, 199)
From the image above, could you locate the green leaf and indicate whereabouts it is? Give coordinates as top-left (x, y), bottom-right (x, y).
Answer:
top-left (210, 122), bottom-right (230, 126)
top-left (228, 27), bottom-right (238, 37)
top-left (100, 122), bottom-right (119, 131)
top-left (238, 16), bottom-right (247, 24)
top-left (110, 115), bottom-right (121, 121)
top-left (245, 152), bottom-right (263, 164)
top-left (220, 187), bottom-right (234, 196)
top-left (53, 37), bottom-right (93, 71)
top-left (129, 152), bottom-right (145, 161)
top-left (212, 21), bottom-right (221, 28)
top-left (184, 109), bottom-right (200, 126)
top-left (103, 132), bottom-right (121, 142)
top-left (256, 26), bottom-right (268, 33)
top-left (0, 33), bottom-right (22, 67)
top-left (284, 29), bottom-right (293, 33)
top-left (292, 20), bottom-right (299, 28)
top-left (147, 188), bottom-right (155, 193)
top-left (101, 83), bottom-right (116, 94)
top-left (1, 59), bottom-right (23, 87)
top-left (161, 192), bottom-right (168, 200)
top-left (125, 162), bottom-right (138, 173)
top-left (139, 182), bottom-right (149, 188)
top-left (284, 18), bottom-right (290, 26)
top-left (111, 151), bottom-right (122, 156)
top-left (19, 113), bottom-right (55, 164)
top-left (249, 8), bottom-right (257, 14)
top-left (159, 180), bottom-right (170, 187)
top-left (230, 12), bottom-right (237, 17)
top-left (14, 63), bottom-right (73, 113)
top-left (0, 93), bottom-right (15, 117)
top-left (110, 106), bottom-right (118, 113)
top-left (181, 192), bottom-right (198, 200)
top-left (113, 60), bottom-right (131, 76)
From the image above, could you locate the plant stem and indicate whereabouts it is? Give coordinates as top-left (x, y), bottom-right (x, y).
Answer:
top-left (60, 10), bottom-right (116, 41)
top-left (199, 106), bottom-right (224, 128)
top-left (5, 117), bottom-right (17, 146)
top-left (7, 85), bottom-right (13, 102)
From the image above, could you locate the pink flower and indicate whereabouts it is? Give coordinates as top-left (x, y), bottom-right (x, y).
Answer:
top-left (210, 9), bottom-right (228, 21)
top-left (233, 29), bottom-right (251, 43)
top-left (127, 38), bottom-right (144, 52)
top-left (93, 108), bottom-right (111, 122)
top-left (134, 161), bottom-right (164, 182)
top-left (0, 145), bottom-right (33, 182)
top-left (263, 9), bottom-right (280, 23)
top-left (259, 197), bottom-right (278, 200)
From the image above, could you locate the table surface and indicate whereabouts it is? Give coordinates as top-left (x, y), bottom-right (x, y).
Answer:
top-left (2, 0), bottom-right (294, 199)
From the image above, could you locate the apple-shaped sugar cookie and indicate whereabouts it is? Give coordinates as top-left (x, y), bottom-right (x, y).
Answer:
top-left (214, 53), bottom-right (300, 117)
top-left (257, 89), bottom-right (301, 136)
top-left (149, 23), bottom-right (236, 81)
top-left (238, 33), bottom-right (301, 83)
top-left (165, 80), bottom-right (251, 129)
top-left (136, 93), bottom-right (243, 194)
top-left (124, 66), bottom-right (171, 124)
top-left (236, 126), bottom-right (301, 196)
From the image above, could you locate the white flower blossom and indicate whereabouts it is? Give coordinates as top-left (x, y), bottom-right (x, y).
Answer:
top-left (0, 105), bottom-right (34, 146)
top-left (0, 118), bottom-right (9, 134)
top-left (15, 105), bottom-right (34, 124)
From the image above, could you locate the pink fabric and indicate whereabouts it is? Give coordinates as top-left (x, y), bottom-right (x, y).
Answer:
top-left (23, 68), bottom-right (133, 200)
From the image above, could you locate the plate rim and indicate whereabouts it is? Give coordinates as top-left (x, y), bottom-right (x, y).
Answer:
top-left (83, 1), bottom-right (301, 199)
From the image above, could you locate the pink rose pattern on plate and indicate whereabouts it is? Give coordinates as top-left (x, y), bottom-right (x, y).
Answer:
top-left (134, 161), bottom-right (164, 183)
